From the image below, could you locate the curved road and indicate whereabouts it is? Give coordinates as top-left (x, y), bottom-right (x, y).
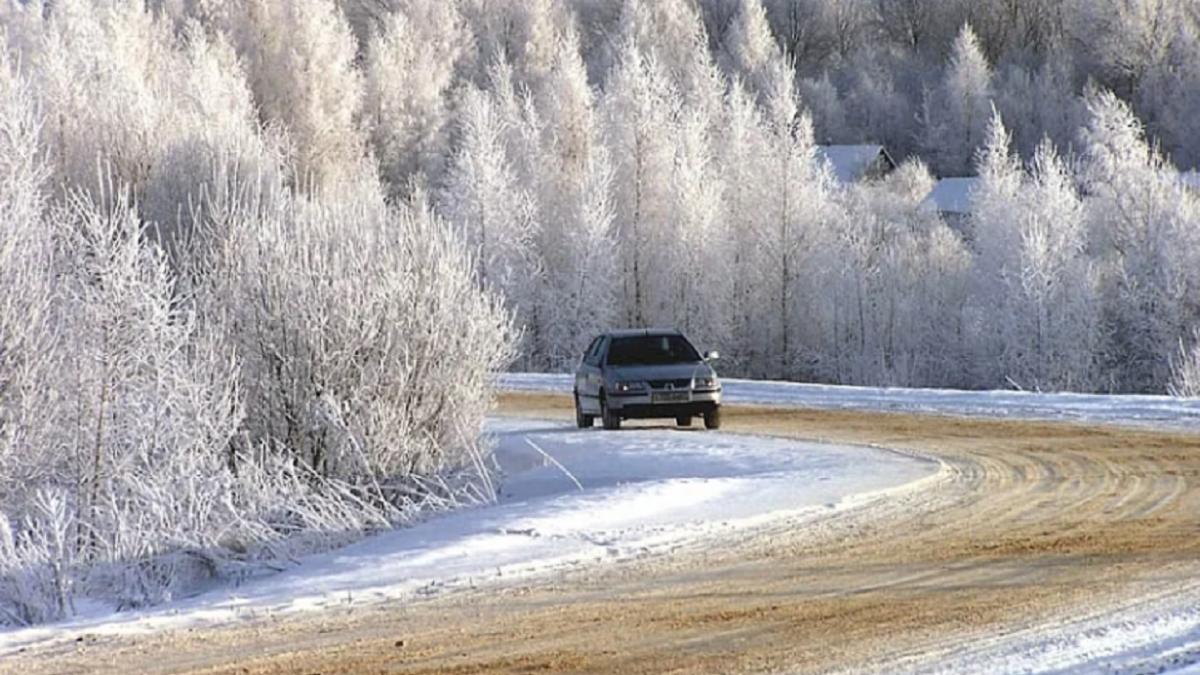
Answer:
top-left (9, 392), bottom-right (1200, 674)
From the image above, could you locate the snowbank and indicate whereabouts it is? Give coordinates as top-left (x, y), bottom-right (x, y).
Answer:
top-left (500, 373), bottom-right (1200, 430)
top-left (0, 417), bottom-right (937, 655)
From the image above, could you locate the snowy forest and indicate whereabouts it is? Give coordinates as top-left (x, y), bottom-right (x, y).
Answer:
top-left (4, 0), bottom-right (1200, 624)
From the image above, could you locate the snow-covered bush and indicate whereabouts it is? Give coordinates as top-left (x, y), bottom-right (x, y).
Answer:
top-left (0, 163), bottom-right (514, 625)
top-left (0, 492), bottom-right (74, 625)
top-left (51, 187), bottom-right (246, 608)
top-left (0, 45), bottom-right (58, 499)
top-left (0, 3), bottom-right (515, 623)
top-left (195, 175), bottom-right (516, 489)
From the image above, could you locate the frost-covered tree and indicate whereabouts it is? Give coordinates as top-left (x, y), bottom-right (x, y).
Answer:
top-left (798, 73), bottom-right (851, 144)
top-left (920, 23), bottom-right (993, 176)
top-left (224, 0), bottom-right (366, 190)
top-left (1081, 89), bottom-right (1200, 391)
top-left (668, 108), bottom-right (730, 350)
top-left (140, 23), bottom-right (285, 258)
top-left (760, 64), bottom-right (836, 378)
top-left (992, 58), bottom-right (1084, 161)
top-left (719, 0), bottom-right (784, 97)
top-left (971, 111), bottom-right (1024, 291)
top-left (615, 0), bottom-right (711, 96)
top-left (458, 0), bottom-right (568, 91)
top-left (972, 112), bottom-right (1099, 389)
top-left (363, 0), bottom-right (471, 196)
top-left (761, 0), bottom-right (861, 69)
top-left (1072, 0), bottom-right (1183, 99)
top-left (25, 0), bottom-right (177, 197)
top-left (602, 39), bottom-right (679, 327)
top-left (1169, 328), bottom-right (1200, 397)
top-left (719, 80), bottom-right (772, 374)
top-left (1011, 140), bottom-right (1099, 390)
top-left (832, 160), bottom-right (971, 386)
top-left (841, 61), bottom-right (920, 160)
top-left (0, 49), bottom-right (59, 512)
top-left (522, 29), bottom-right (620, 368)
top-left (440, 85), bottom-right (539, 332)
top-left (6, 1), bottom-right (280, 259)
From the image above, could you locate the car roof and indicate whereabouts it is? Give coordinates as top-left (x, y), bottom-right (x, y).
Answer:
top-left (604, 328), bottom-right (683, 339)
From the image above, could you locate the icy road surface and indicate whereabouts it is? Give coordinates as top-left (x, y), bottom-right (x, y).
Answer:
top-left (0, 417), bottom-right (937, 655)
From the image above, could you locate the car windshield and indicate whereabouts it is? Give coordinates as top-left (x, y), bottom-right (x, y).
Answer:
top-left (607, 335), bottom-right (701, 366)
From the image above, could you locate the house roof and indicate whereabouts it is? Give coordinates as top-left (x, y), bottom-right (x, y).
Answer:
top-left (922, 177), bottom-right (980, 214)
top-left (817, 145), bottom-right (894, 183)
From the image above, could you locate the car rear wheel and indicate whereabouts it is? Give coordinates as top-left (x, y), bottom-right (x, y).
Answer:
top-left (574, 393), bottom-right (594, 429)
top-left (675, 416), bottom-right (692, 427)
top-left (703, 407), bottom-right (721, 430)
top-left (600, 392), bottom-right (621, 430)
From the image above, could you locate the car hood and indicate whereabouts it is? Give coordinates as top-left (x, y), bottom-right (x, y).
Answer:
top-left (608, 362), bottom-right (716, 382)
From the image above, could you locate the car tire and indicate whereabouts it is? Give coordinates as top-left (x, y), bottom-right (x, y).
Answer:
top-left (675, 416), bottom-right (692, 427)
top-left (703, 407), bottom-right (721, 430)
top-left (600, 392), bottom-right (621, 430)
top-left (574, 393), bottom-right (594, 429)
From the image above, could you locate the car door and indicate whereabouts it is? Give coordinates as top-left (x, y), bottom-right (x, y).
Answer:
top-left (575, 336), bottom-right (605, 414)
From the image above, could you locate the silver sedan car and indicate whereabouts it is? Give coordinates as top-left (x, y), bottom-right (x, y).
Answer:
top-left (573, 329), bottom-right (722, 430)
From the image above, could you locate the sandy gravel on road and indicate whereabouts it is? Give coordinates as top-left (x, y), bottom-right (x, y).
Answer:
top-left (10, 392), bottom-right (1200, 674)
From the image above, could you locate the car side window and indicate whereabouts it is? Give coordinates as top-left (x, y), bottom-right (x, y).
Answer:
top-left (583, 337), bottom-right (603, 367)
top-left (587, 337), bottom-right (606, 367)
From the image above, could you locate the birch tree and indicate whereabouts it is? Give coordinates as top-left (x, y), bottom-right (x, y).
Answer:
top-left (524, 28), bottom-right (620, 368)
top-left (440, 85), bottom-right (539, 333)
top-left (761, 63), bottom-right (836, 378)
top-left (602, 39), bottom-right (679, 327)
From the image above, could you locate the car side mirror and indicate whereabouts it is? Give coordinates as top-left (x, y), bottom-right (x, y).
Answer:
top-left (704, 350), bottom-right (720, 361)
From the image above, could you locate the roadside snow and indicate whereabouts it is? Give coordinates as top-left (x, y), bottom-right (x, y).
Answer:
top-left (900, 588), bottom-right (1200, 675)
top-left (501, 373), bottom-right (1200, 430)
top-left (0, 417), bottom-right (937, 656)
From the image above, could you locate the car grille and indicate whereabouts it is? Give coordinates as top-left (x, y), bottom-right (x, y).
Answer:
top-left (648, 379), bottom-right (691, 390)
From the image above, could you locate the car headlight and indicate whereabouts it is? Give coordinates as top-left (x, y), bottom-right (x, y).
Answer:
top-left (693, 376), bottom-right (718, 390)
top-left (614, 380), bottom-right (648, 393)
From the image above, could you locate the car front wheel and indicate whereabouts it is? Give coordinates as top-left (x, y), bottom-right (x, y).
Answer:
top-left (600, 392), bottom-right (621, 430)
top-left (703, 406), bottom-right (721, 430)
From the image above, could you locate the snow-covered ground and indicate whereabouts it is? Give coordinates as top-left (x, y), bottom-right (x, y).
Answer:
top-left (0, 417), bottom-right (937, 656)
top-left (8, 374), bottom-right (1200, 672)
top-left (501, 373), bottom-right (1200, 430)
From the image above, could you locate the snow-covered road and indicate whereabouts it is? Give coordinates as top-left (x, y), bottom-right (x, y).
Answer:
top-left (8, 375), bottom-right (1200, 674)
top-left (0, 416), bottom-right (937, 656)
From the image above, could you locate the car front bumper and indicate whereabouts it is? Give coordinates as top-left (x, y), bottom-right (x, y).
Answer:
top-left (607, 388), bottom-right (721, 417)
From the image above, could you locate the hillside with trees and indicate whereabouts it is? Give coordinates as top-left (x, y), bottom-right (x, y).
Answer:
top-left (2, 0), bottom-right (1200, 624)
